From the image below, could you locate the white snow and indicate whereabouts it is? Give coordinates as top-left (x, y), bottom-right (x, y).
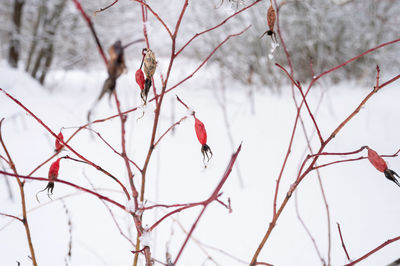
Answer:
top-left (140, 228), bottom-right (152, 248)
top-left (1, 61), bottom-right (400, 266)
top-left (268, 40), bottom-right (279, 60)
top-left (126, 199), bottom-right (136, 213)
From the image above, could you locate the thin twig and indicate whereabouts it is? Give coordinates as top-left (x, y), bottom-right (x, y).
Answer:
top-left (173, 144), bottom-right (242, 264)
top-left (294, 191), bottom-right (326, 265)
top-left (0, 119), bottom-right (38, 266)
top-left (0, 170), bottom-right (126, 211)
top-left (0, 212), bottom-right (23, 222)
top-left (175, 0), bottom-right (262, 56)
top-left (337, 223), bottom-right (351, 262)
top-left (72, 0), bottom-right (108, 66)
top-left (344, 236), bottom-right (400, 266)
top-left (94, 0), bottom-right (119, 14)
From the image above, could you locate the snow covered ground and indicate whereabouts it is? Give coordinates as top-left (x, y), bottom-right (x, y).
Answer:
top-left (1, 60), bottom-right (400, 266)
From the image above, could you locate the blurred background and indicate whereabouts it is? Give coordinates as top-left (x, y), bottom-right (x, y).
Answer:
top-left (1, 0), bottom-right (399, 89)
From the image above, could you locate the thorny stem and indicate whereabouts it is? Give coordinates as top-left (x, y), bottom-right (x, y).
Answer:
top-left (0, 119), bottom-right (38, 266)
top-left (250, 70), bottom-right (400, 264)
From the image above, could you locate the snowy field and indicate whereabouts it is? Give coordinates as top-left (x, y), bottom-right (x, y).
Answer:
top-left (1, 60), bottom-right (400, 266)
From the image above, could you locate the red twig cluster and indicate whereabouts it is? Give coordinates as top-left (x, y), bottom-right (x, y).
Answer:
top-left (249, 1), bottom-right (400, 264)
top-left (0, 1), bottom-right (259, 265)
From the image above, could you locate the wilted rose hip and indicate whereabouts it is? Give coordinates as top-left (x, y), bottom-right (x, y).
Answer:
top-left (36, 158), bottom-right (62, 202)
top-left (367, 147), bottom-right (400, 188)
top-left (367, 148), bottom-right (387, 172)
top-left (140, 48), bottom-right (157, 103)
top-left (135, 69), bottom-right (145, 90)
top-left (55, 132), bottom-right (64, 152)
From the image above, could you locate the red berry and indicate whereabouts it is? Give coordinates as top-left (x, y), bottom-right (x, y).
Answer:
top-left (135, 69), bottom-right (145, 90)
top-left (367, 148), bottom-right (387, 172)
top-left (55, 132), bottom-right (64, 152)
top-left (49, 158), bottom-right (62, 181)
top-left (195, 118), bottom-right (207, 145)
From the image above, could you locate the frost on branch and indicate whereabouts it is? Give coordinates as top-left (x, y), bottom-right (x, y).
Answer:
top-left (125, 199), bottom-right (135, 213)
top-left (140, 228), bottom-right (152, 247)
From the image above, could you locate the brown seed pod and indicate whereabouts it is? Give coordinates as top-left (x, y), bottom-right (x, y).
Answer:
top-left (97, 40), bottom-right (126, 101)
top-left (108, 40), bottom-right (126, 78)
top-left (143, 49), bottom-right (157, 79)
top-left (267, 5), bottom-right (276, 34)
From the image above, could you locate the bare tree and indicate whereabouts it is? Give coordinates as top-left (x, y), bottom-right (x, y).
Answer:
top-left (8, 0), bottom-right (25, 68)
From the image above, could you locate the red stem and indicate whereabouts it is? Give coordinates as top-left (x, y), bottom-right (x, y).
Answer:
top-left (166, 26), bottom-right (251, 94)
top-left (251, 71), bottom-right (400, 265)
top-left (133, 0), bottom-right (173, 38)
top-left (0, 212), bottom-right (23, 222)
top-left (0, 170), bottom-right (126, 211)
top-left (337, 223), bottom-right (351, 262)
top-left (94, 0), bottom-right (119, 14)
top-left (153, 116), bottom-right (188, 148)
top-left (344, 236), bottom-right (400, 266)
top-left (173, 144), bottom-right (242, 264)
top-left (175, 0), bottom-right (262, 56)
top-left (315, 38), bottom-right (400, 82)
top-left (275, 63), bottom-right (324, 144)
top-left (0, 88), bottom-right (131, 199)
top-left (176, 95), bottom-right (190, 110)
top-left (72, 0), bottom-right (108, 66)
